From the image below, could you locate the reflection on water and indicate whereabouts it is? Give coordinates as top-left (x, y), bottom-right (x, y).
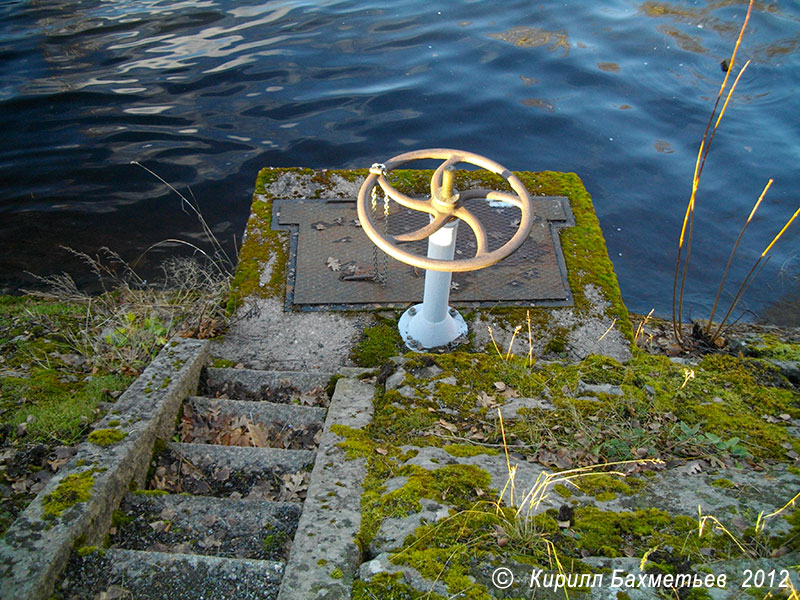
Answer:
top-left (641, 1), bottom-right (800, 63)
top-left (487, 26), bottom-right (570, 55)
top-left (0, 0), bottom-right (798, 324)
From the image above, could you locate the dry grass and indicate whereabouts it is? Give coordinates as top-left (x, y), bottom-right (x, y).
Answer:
top-left (26, 250), bottom-right (230, 374)
top-left (672, 0), bottom-right (800, 348)
top-left (21, 162), bottom-right (238, 373)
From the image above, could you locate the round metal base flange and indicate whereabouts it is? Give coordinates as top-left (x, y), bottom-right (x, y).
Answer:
top-left (398, 304), bottom-right (468, 351)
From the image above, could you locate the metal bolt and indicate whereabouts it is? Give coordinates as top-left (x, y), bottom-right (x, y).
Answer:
top-left (408, 307), bottom-right (417, 315)
top-left (448, 307), bottom-right (457, 317)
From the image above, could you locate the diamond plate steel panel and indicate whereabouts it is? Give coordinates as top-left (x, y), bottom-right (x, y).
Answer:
top-left (272, 197), bottom-right (574, 309)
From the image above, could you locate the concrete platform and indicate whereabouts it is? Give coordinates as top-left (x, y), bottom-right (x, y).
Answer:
top-left (224, 167), bottom-right (633, 366)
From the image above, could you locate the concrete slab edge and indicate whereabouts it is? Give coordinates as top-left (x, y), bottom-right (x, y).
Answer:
top-left (102, 547), bottom-right (285, 583)
top-left (204, 367), bottom-right (336, 397)
top-left (278, 377), bottom-right (375, 600)
top-left (0, 337), bottom-right (209, 600)
top-left (166, 441), bottom-right (316, 473)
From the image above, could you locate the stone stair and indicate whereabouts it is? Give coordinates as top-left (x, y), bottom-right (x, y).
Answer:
top-left (57, 363), bottom-right (374, 600)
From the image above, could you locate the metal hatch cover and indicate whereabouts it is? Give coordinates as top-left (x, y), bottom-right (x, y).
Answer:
top-left (272, 196), bottom-right (574, 310)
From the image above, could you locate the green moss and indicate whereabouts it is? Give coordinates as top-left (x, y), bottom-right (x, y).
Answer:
top-left (594, 491), bottom-right (617, 502)
top-left (553, 484), bottom-right (573, 498)
top-left (711, 478), bottom-right (736, 489)
top-left (326, 332), bottom-right (800, 593)
top-left (543, 332), bottom-right (568, 355)
top-left (1, 367), bottom-right (130, 445)
top-left (76, 545), bottom-right (102, 557)
top-left (131, 488), bottom-right (168, 496)
top-left (568, 506), bottom-right (747, 561)
top-left (211, 358), bottom-right (236, 368)
top-left (87, 428), bottom-right (127, 447)
top-left (111, 510), bottom-right (133, 528)
top-left (226, 166), bottom-right (344, 312)
top-left (331, 424), bottom-right (379, 459)
top-left (576, 473), bottom-right (643, 498)
top-left (107, 420), bottom-right (120, 427)
top-left (317, 559), bottom-right (328, 566)
top-left (262, 529), bottom-right (288, 554)
top-left (353, 572), bottom-right (424, 600)
top-left (442, 444), bottom-right (498, 458)
top-left (42, 470), bottom-right (96, 520)
top-left (381, 464), bottom-right (491, 517)
top-left (329, 567), bottom-right (344, 579)
top-left (351, 322), bottom-right (403, 368)
top-left (749, 334), bottom-right (800, 362)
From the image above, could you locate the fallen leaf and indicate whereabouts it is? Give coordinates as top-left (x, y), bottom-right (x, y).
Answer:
top-left (97, 585), bottom-right (132, 600)
top-left (438, 419), bottom-right (458, 433)
top-left (326, 257), bottom-right (341, 272)
top-left (477, 391), bottom-right (496, 409)
top-left (149, 520), bottom-right (170, 534)
top-left (678, 460), bottom-right (704, 475)
top-left (47, 458), bottom-right (67, 473)
top-left (375, 447), bottom-right (388, 456)
top-left (281, 472), bottom-right (310, 501)
top-left (247, 422), bottom-right (269, 448)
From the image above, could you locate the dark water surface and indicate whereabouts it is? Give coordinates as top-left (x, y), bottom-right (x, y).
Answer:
top-left (1, 0), bottom-right (798, 323)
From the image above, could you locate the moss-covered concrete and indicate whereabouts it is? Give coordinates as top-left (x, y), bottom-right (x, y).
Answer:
top-left (220, 166), bottom-right (799, 599)
top-left (41, 470), bottom-right (96, 520)
top-left (87, 428), bottom-right (127, 447)
top-left (336, 347), bottom-right (800, 599)
top-left (228, 168), bottom-right (632, 365)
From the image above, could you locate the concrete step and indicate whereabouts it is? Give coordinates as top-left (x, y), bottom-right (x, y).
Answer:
top-left (201, 367), bottom-right (336, 402)
top-left (110, 492), bottom-right (301, 561)
top-left (167, 441), bottom-right (315, 474)
top-left (186, 395), bottom-right (327, 430)
top-left (60, 548), bottom-right (283, 600)
top-left (277, 377), bottom-right (376, 600)
top-left (146, 442), bottom-right (315, 500)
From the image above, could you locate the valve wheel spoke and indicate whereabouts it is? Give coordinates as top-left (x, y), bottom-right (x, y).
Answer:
top-left (376, 175), bottom-right (434, 214)
top-left (453, 206), bottom-right (488, 256)
top-left (394, 212), bottom-right (452, 243)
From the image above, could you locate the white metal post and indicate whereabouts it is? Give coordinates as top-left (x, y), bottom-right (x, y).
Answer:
top-left (398, 219), bottom-right (467, 350)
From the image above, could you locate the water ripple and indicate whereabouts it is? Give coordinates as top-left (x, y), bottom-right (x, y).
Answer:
top-left (0, 0), bottom-right (798, 322)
